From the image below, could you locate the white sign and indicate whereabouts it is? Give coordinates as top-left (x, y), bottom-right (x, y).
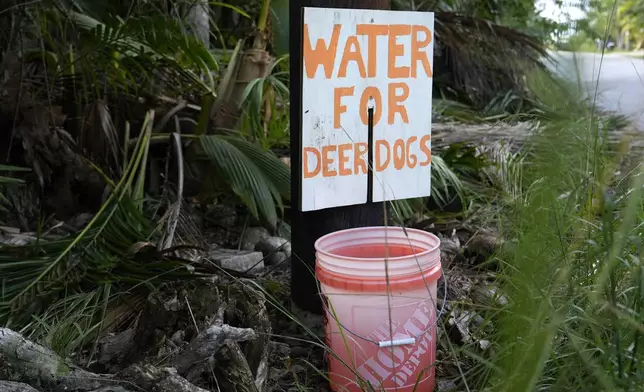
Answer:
top-left (300, 7), bottom-right (434, 212)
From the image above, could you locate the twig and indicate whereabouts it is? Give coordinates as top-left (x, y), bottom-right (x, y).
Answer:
top-left (0, 328), bottom-right (208, 392)
top-left (161, 133), bottom-right (185, 250)
top-left (170, 323), bottom-right (257, 375)
top-left (154, 101), bottom-right (188, 133)
top-left (157, 95), bottom-right (202, 111)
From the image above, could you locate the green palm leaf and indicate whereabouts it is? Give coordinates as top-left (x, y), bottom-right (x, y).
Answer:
top-left (199, 135), bottom-right (288, 227)
top-left (388, 153), bottom-right (466, 222)
top-left (58, 9), bottom-right (219, 96)
top-left (0, 114), bottom-right (204, 356)
top-left (224, 137), bottom-right (291, 200)
top-left (270, 0), bottom-right (290, 57)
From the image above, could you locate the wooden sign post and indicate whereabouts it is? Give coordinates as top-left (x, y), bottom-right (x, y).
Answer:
top-left (289, 0), bottom-right (435, 313)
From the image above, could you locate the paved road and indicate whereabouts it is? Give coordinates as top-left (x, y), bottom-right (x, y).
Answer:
top-left (548, 51), bottom-right (644, 129)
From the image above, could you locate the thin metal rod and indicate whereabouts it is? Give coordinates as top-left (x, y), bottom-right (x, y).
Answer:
top-left (367, 99), bottom-right (374, 203)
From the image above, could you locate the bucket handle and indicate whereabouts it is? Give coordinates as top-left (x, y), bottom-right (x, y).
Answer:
top-left (319, 264), bottom-right (448, 348)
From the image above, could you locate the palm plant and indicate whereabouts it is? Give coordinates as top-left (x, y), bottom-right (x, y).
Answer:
top-left (0, 113), bottom-right (208, 356)
top-left (0, 165), bottom-right (30, 220)
top-left (1, 0), bottom-right (290, 228)
top-left (388, 0), bottom-right (552, 109)
top-left (0, 2), bottom-right (290, 353)
top-left (618, 0), bottom-right (644, 49)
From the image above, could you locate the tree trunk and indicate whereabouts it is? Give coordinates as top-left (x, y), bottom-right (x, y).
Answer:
top-left (186, 0), bottom-right (210, 48)
top-left (0, 381), bottom-right (40, 392)
top-left (210, 0), bottom-right (273, 133)
top-left (210, 47), bottom-right (272, 133)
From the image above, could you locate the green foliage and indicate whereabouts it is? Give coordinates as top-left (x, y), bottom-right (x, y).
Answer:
top-left (0, 115), bottom-right (206, 356)
top-left (388, 153), bottom-right (468, 222)
top-left (456, 62), bottom-right (644, 391)
top-left (270, 0), bottom-right (289, 57)
top-left (0, 165), bottom-right (30, 185)
top-left (238, 54), bottom-right (290, 148)
top-left (556, 30), bottom-right (598, 52)
top-left (3, 0), bottom-right (292, 228)
top-left (55, 9), bottom-right (219, 97)
top-left (198, 135), bottom-right (289, 228)
top-left (576, 0), bottom-right (644, 50)
top-left (0, 165), bottom-right (30, 217)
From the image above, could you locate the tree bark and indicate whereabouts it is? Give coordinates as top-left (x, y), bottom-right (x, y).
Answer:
top-left (0, 381), bottom-right (39, 392)
top-left (210, 342), bottom-right (260, 392)
top-left (170, 322), bottom-right (257, 376)
top-left (0, 328), bottom-right (240, 392)
top-left (186, 0), bottom-right (210, 48)
top-left (288, 0), bottom-right (392, 314)
top-left (225, 285), bottom-right (272, 392)
top-left (120, 365), bottom-right (210, 392)
top-left (210, 0), bottom-right (273, 133)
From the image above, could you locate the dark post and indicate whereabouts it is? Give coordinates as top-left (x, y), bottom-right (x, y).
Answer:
top-left (289, 0), bottom-right (391, 314)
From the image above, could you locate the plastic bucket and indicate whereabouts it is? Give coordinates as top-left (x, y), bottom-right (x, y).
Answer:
top-left (315, 226), bottom-right (442, 392)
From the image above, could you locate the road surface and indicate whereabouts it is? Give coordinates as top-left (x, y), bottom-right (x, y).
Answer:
top-left (548, 51), bottom-right (644, 129)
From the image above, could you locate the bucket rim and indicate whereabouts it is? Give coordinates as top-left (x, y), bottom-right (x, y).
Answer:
top-left (314, 226), bottom-right (440, 262)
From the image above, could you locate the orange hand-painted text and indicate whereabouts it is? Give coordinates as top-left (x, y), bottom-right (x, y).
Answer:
top-left (303, 24), bottom-right (433, 80)
top-left (304, 23), bottom-right (433, 130)
top-left (303, 24), bottom-right (432, 129)
top-left (333, 82), bottom-right (410, 128)
top-left (302, 21), bottom-right (433, 179)
top-left (303, 135), bottom-right (431, 178)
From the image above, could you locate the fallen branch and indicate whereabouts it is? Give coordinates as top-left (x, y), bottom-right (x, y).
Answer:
top-left (170, 322), bottom-right (257, 375)
top-left (228, 284), bottom-right (271, 392)
top-left (211, 342), bottom-right (259, 392)
top-left (0, 327), bottom-right (87, 389)
top-left (120, 364), bottom-right (209, 392)
top-left (0, 328), bottom-right (210, 392)
top-left (0, 328), bottom-right (119, 391)
top-left (0, 328), bottom-right (61, 382)
top-left (0, 380), bottom-right (39, 392)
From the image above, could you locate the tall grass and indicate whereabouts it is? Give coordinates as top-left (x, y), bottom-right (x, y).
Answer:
top-left (476, 61), bottom-right (644, 391)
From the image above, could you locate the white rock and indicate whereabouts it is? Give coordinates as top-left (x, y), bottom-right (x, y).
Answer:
top-left (210, 248), bottom-right (264, 274)
top-left (240, 227), bottom-right (271, 251)
top-left (255, 236), bottom-right (291, 265)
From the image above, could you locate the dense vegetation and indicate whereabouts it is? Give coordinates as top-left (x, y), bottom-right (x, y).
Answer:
top-left (561, 0), bottom-right (644, 51)
top-left (0, 0), bottom-right (643, 392)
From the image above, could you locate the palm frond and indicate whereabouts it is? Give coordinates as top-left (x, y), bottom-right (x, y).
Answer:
top-left (431, 153), bottom-right (466, 206)
top-left (224, 136), bottom-right (291, 200)
top-left (20, 6), bottom-right (219, 109)
top-left (0, 112), bottom-right (205, 356)
top-left (0, 165), bottom-right (31, 218)
top-left (0, 165), bottom-right (30, 185)
top-left (238, 54), bottom-right (290, 143)
top-left (199, 135), bottom-right (289, 227)
top-left (434, 11), bottom-right (550, 108)
top-left (389, 153), bottom-right (466, 222)
top-left (80, 100), bottom-right (122, 175)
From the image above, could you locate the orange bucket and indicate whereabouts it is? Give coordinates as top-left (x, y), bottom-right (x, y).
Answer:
top-left (315, 226), bottom-right (442, 392)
